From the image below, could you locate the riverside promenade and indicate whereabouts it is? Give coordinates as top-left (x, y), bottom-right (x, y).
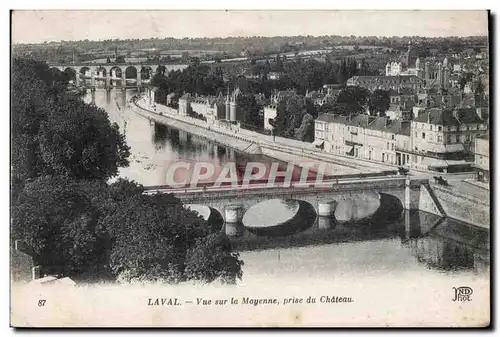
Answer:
top-left (131, 96), bottom-right (398, 175)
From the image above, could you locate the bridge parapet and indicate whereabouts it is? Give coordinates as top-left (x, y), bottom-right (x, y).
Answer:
top-left (153, 177), bottom-right (429, 203)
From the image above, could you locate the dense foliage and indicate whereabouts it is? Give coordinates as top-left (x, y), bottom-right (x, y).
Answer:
top-left (11, 58), bottom-right (244, 284)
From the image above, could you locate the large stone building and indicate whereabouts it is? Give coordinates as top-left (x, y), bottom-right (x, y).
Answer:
top-left (178, 89), bottom-right (241, 122)
top-left (357, 41), bottom-right (452, 93)
top-left (190, 93), bottom-right (226, 121)
top-left (314, 107), bottom-right (488, 173)
top-left (347, 75), bottom-right (424, 92)
top-left (409, 108), bottom-right (487, 172)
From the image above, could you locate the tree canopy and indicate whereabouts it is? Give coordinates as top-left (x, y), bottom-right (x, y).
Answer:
top-left (11, 57), bottom-right (244, 285)
top-left (369, 89), bottom-right (391, 116)
top-left (12, 58), bottom-right (130, 182)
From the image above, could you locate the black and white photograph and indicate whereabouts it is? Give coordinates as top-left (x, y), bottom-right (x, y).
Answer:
top-left (9, 9), bottom-right (491, 327)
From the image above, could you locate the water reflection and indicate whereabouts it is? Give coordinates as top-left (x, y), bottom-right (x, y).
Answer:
top-left (231, 209), bottom-right (489, 275)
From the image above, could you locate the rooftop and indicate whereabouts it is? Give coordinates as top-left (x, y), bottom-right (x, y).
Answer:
top-left (413, 108), bottom-right (483, 125)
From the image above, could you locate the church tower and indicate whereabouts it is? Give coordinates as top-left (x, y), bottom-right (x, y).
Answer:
top-left (443, 58), bottom-right (450, 90)
top-left (405, 41), bottom-right (418, 67)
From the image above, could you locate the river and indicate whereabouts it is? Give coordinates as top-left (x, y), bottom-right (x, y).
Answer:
top-left (85, 89), bottom-right (490, 290)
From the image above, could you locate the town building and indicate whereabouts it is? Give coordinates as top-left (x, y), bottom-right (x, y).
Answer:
top-left (474, 134), bottom-right (489, 182)
top-left (407, 108), bottom-right (487, 172)
top-left (190, 93), bottom-right (226, 121)
top-left (313, 107), bottom-right (488, 173)
top-left (314, 114), bottom-right (411, 166)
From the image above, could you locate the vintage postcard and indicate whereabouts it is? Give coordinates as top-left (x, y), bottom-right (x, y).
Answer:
top-left (10, 10), bottom-right (490, 327)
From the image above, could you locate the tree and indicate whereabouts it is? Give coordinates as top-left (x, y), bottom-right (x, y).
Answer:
top-left (238, 94), bottom-right (262, 129)
top-left (11, 176), bottom-right (112, 277)
top-left (115, 55), bottom-right (126, 64)
top-left (295, 113), bottom-right (315, 142)
top-left (270, 96), bottom-right (308, 139)
top-left (369, 89), bottom-right (390, 115)
top-left (102, 180), bottom-right (243, 284)
top-left (185, 233), bottom-right (244, 284)
top-left (12, 58), bottom-right (130, 182)
top-left (333, 86), bottom-right (370, 115)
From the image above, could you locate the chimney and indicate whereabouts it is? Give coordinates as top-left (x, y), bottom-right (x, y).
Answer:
top-left (32, 265), bottom-right (42, 280)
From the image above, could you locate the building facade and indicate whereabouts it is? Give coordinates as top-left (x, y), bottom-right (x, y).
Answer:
top-left (474, 134), bottom-right (489, 182)
top-left (313, 107), bottom-right (487, 173)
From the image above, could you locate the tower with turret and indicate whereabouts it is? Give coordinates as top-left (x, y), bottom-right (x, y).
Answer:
top-left (225, 87), bottom-right (231, 120)
top-left (230, 87), bottom-right (241, 122)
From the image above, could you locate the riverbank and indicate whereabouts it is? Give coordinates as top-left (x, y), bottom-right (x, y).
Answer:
top-left (132, 96), bottom-right (397, 175)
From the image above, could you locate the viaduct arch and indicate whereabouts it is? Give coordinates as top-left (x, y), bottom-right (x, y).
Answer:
top-left (49, 63), bottom-right (189, 88)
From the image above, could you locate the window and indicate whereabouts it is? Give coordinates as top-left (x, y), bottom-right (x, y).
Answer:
top-left (387, 142), bottom-right (390, 150)
top-left (430, 125), bottom-right (433, 131)
top-left (392, 135), bottom-right (395, 140)
top-left (466, 135), bottom-right (471, 142)
top-left (415, 132), bottom-right (418, 138)
top-left (422, 132), bottom-right (426, 139)
top-left (392, 143), bottom-right (395, 150)
top-left (438, 126), bottom-right (442, 131)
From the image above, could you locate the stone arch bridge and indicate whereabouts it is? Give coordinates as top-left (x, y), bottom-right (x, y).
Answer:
top-left (48, 63), bottom-right (189, 88)
top-left (147, 177), bottom-right (431, 235)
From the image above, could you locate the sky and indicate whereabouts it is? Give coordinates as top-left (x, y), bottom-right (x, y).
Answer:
top-left (11, 10), bottom-right (489, 44)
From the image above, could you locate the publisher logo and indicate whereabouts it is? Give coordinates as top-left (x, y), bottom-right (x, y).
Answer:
top-left (452, 286), bottom-right (473, 302)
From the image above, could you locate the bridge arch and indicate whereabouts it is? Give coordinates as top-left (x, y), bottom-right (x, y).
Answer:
top-left (140, 66), bottom-right (154, 80)
top-left (63, 67), bottom-right (76, 83)
top-left (125, 66), bottom-right (138, 79)
top-left (95, 66), bottom-right (107, 77)
top-left (371, 192), bottom-right (404, 225)
top-left (63, 67), bottom-right (76, 79)
top-left (79, 66), bottom-right (91, 77)
top-left (109, 66), bottom-right (123, 79)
